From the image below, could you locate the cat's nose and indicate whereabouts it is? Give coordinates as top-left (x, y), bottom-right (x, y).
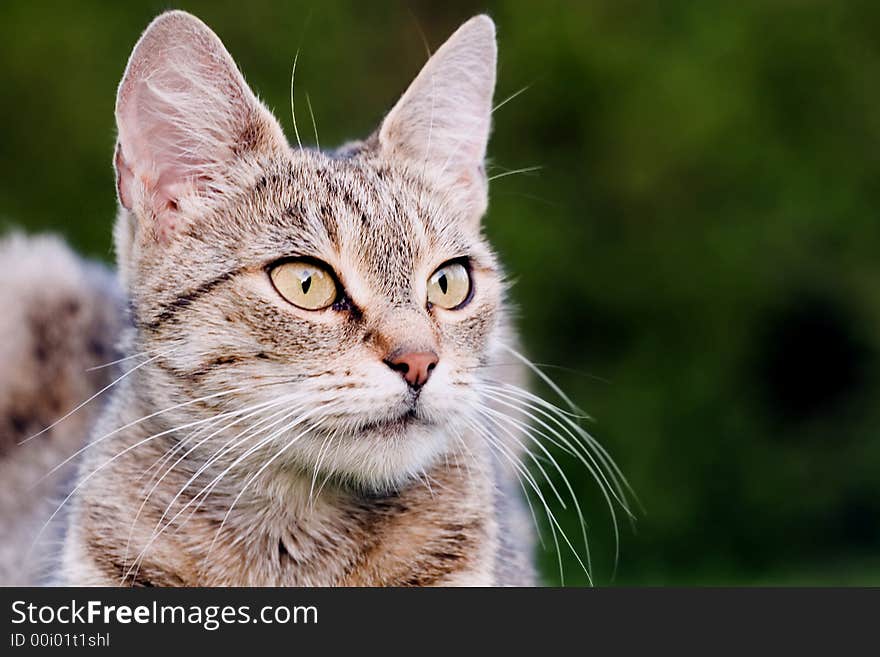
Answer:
top-left (384, 350), bottom-right (439, 389)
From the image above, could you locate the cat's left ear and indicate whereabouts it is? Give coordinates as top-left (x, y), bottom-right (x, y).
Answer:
top-left (378, 15), bottom-right (497, 218)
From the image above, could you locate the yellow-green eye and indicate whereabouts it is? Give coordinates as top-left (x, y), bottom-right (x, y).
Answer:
top-left (427, 262), bottom-right (471, 309)
top-left (270, 260), bottom-right (338, 310)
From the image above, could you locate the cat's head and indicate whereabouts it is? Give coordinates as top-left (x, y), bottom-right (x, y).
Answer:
top-left (113, 11), bottom-right (508, 489)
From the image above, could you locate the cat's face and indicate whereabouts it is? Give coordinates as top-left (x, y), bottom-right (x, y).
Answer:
top-left (113, 12), bottom-right (506, 488)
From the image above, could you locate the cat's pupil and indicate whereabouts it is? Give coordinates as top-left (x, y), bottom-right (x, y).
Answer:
top-left (301, 275), bottom-right (312, 294)
top-left (439, 274), bottom-right (448, 294)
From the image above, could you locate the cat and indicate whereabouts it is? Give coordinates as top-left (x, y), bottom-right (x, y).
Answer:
top-left (0, 10), bottom-right (628, 586)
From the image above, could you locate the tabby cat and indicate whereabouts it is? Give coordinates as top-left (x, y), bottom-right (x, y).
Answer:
top-left (0, 11), bottom-right (627, 586)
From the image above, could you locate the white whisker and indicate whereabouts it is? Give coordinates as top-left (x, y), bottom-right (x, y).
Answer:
top-left (34, 383), bottom-right (260, 485)
top-left (121, 396), bottom-right (296, 575)
top-left (462, 415), bottom-right (583, 584)
top-left (492, 84), bottom-right (530, 113)
top-left (19, 349), bottom-right (172, 446)
top-left (487, 165), bottom-right (543, 182)
top-left (85, 348), bottom-right (157, 372)
top-left (305, 91), bottom-right (319, 150)
top-left (126, 401), bottom-right (341, 583)
top-left (476, 404), bottom-right (593, 575)
top-left (290, 50), bottom-right (303, 150)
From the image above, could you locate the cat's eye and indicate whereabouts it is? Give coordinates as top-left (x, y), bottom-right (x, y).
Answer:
top-left (270, 260), bottom-right (338, 310)
top-left (427, 262), bottom-right (472, 310)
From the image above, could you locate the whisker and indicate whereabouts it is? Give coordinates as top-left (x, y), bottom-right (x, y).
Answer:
top-left (489, 382), bottom-right (639, 513)
top-left (152, 403), bottom-right (313, 531)
top-left (308, 428), bottom-right (336, 507)
top-left (476, 404), bottom-right (593, 575)
top-left (480, 386), bottom-right (629, 513)
top-left (125, 408), bottom-right (306, 584)
top-left (478, 386), bottom-right (626, 572)
top-left (121, 397), bottom-right (295, 575)
top-left (29, 392), bottom-right (263, 560)
top-left (85, 348), bottom-right (157, 372)
top-left (491, 344), bottom-right (639, 508)
top-left (19, 349), bottom-right (172, 446)
top-left (448, 418), bottom-right (544, 551)
top-left (477, 344), bottom-right (640, 579)
top-left (169, 403), bottom-right (306, 533)
top-left (312, 433), bottom-right (345, 501)
top-left (305, 91), bottom-right (320, 150)
top-left (407, 8), bottom-right (433, 58)
top-left (290, 49), bottom-right (303, 150)
top-left (155, 404), bottom-right (310, 555)
top-left (135, 385), bottom-right (287, 483)
top-left (462, 415), bottom-right (584, 585)
top-left (126, 401), bottom-right (340, 583)
top-left (487, 165), bottom-right (543, 182)
top-left (34, 383), bottom-right (263, 485)
top-left (492, 84), bottom-right (531, 113)
top-left (203, 412), bottom-right (339, 567)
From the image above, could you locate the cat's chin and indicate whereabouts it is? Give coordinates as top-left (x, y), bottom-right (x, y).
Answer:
top-left (300, 419), bottom-right (454, 492)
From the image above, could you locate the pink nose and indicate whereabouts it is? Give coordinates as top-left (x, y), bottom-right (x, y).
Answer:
top-left (384, 350), bottom-right (439, 389)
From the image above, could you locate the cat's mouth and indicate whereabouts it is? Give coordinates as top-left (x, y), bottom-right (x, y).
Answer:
top-left (356, 407), bottom-right (422, 435)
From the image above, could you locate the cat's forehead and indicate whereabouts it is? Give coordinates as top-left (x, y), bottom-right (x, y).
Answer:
top-left (234, 148), bottom-right (479, 283)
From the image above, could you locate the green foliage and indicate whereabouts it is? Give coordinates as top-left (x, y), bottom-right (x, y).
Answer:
top-left (3, 1), bottom-right (879, 584)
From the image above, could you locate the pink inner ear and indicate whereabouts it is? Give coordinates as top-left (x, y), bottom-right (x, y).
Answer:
top-left (116, 71), bottom-right (230, 241)
top-left (114, 145), bottom-right (135, 211)
top-left (113, 11), bottom-right (287, 241)
top-left (119, 79), bottom-right (206, 198)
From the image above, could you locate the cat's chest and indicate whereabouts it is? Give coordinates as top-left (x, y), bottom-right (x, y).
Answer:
top-left (198, 489), bottom-right (495, 586)
top-left (80, 442), bottom-right (498, 587)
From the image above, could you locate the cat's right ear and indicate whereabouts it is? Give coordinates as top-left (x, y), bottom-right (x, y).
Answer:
top-left (114, 11), bottom-right (286, 242)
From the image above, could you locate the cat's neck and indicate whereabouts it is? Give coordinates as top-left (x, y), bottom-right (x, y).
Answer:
top-left (65, 395), bottom-right (499, 586)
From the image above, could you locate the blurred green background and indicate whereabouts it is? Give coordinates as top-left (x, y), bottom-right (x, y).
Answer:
top-left (3, 0), bottom-right (880, 585)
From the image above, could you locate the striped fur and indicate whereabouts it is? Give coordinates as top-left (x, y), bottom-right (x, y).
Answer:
top-left (3, 11), bottom-right (537, 586)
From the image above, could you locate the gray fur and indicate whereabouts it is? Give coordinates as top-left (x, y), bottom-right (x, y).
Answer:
top-left (0, 234), bottom-right (125, 585)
